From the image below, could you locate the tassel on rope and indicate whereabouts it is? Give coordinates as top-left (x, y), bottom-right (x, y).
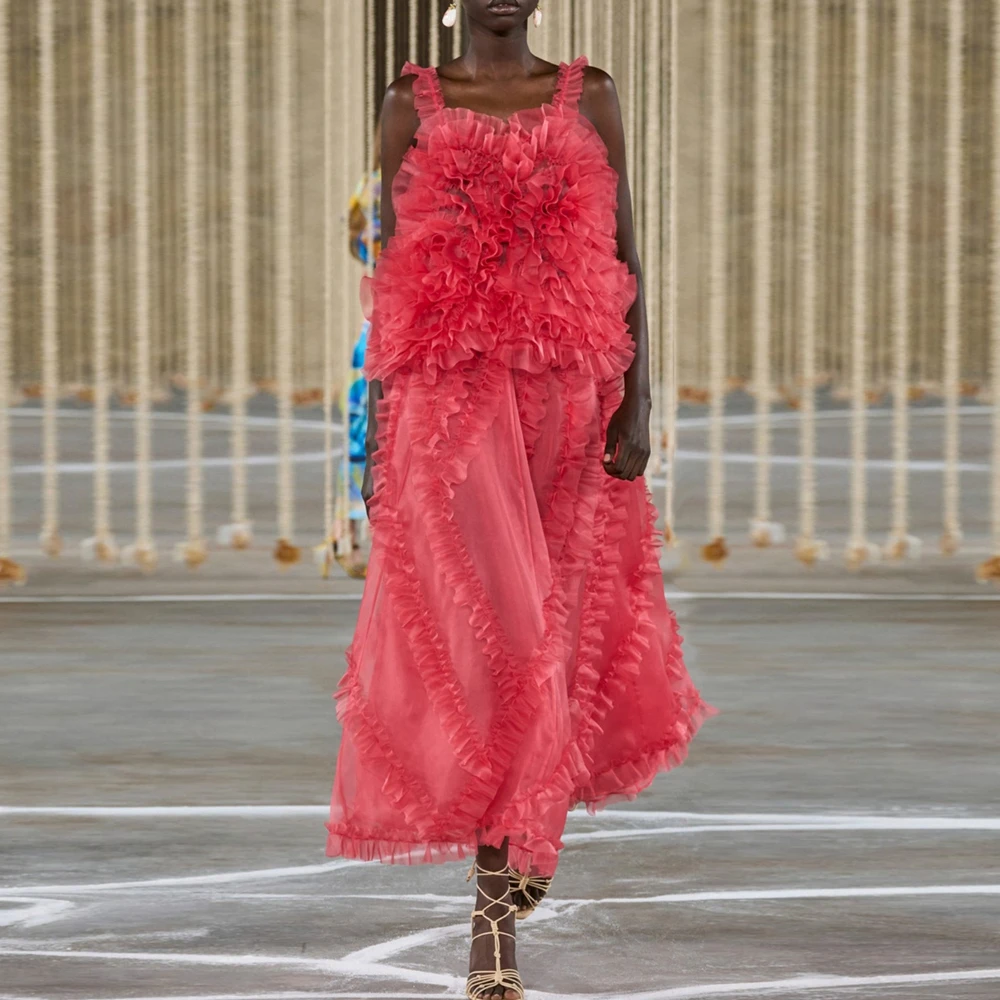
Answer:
top-left (703, 0), bottom-right (728, 566)
top-left (273, 0), bottom-right (297, 569)
top-left (795, 0), bottom-right (825, 570)
top-left (884, 0), bottom-right (918, 563)
top-left (883, 534), bottom-right (922, 561)
top-left (216, 522), bottom-right (253, 550)
top-left (794, 537), bottom-right (830, 568)
top-left (181, 0), bottom-right (206, 569)
top-left (941, 0), bottom-right (964, 556)
top-left (39, 0), bottom-right (60, 560)
top-left (701, 537), bottom-right (729, 565)
top-left (174, 539), bottom-right (208, 570)
top-left (129, 0), bottom-right (157, 576)
top-left (975, 556), bottom-right (1000, 584)
top-left (81, 536), bottom-right (120, 565)
top-left (273, 538), bottom-right (301, 567)
top-left (845, 540), bottom-right (882, 571)
top-left (122, 543), bottom-right (158, 574)
top-left (645, 0), bottom-right (663, 477)
top-left (749, 0), bottom-right (782, 552)
top-left (322, 0), bottom-right (354, 579)
top-left (750, 521), bottom-right (786, 548)
top-left (0, 557), bottom-right (25, 586)
top-left (83, 0), bottom-right (118, 569)
top-left (218, 0), bottom-right (251, 556)
top-left (663, 0), bottom-right (679, 547)
top-left (0, 0), bottom-right (19, 587)
top-left (981, 0), bottom-right (1000, 585)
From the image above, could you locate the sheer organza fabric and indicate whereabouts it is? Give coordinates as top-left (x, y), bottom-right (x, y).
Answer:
top-left (327, 57), bottom-right (714, 879)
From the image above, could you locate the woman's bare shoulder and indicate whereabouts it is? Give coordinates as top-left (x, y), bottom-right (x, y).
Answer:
top-left (580, 64), bottom-right (619, 109)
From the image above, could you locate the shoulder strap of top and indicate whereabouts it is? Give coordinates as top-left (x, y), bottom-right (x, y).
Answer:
top-left (554, 55), bottom-right (588, 111)
top-left (401, 61), bottom-right (444, 120)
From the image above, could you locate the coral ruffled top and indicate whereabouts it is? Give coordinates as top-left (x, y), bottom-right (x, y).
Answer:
top-left (361, 56), bottom-right (638, 383)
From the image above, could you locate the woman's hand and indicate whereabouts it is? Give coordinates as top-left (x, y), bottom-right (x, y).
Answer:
top-left (603, 390), bottom-right (652, 481)
top-left (361, 454), bottom-right (375, 517)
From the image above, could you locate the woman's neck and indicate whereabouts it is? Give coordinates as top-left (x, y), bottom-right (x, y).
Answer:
top-left (459, 22), bottom-right (535, 77)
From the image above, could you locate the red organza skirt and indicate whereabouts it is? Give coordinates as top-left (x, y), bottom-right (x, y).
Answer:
top-left (326, 358), bottom-right (714, 878)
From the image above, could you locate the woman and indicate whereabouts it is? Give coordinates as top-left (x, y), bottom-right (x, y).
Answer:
top-left (326, 2), bottom-right (714, 997)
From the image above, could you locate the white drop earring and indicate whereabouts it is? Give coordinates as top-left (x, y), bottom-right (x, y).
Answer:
top-left (442, 2), bottom-right (458, 28)
top-left (534, 4), bottom-right (543, 27)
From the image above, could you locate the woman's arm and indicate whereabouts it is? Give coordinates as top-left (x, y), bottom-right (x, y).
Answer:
top-left (581, 68), bottom-right (652, 482)
top-left (361, 77), bottom-right (419, 515)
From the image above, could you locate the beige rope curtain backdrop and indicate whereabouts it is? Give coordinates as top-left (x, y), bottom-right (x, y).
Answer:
top-left (0, 0), bottom-right (997, 586)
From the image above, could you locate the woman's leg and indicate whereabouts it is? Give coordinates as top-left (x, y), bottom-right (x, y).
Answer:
top-left (468, 837), bottom-right (521, 1000)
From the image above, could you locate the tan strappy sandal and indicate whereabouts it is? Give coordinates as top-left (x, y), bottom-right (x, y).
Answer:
top-left (464, 861), bottom-right (525, 1000)
top-left (508, 867), bottom-right (553, 920)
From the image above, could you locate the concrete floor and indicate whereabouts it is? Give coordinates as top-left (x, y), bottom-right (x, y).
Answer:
top-left (1, 403), bottom-right (999, 998)
top-left (1, 568), bottom-right (999, 999)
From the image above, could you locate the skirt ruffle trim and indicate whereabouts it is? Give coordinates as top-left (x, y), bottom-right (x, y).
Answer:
top-left (324, 698), bottom-right (716, 879)
top-left (328, 362), bottom-right (716, 879)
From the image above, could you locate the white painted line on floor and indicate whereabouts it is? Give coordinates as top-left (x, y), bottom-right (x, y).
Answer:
top-left (2, 817), bottom-right (997, 898)
top-left (0, 995), bottom-right (451, 1000)
top-left (2, 953), bottom-right (997, 1000)
top-left (12, 450), bottom-right (341, 476)
top-left (562, 883), bottom-right (1000, 905)
top-left (664, 591), bottom-right (1000, 602)
top-left (9, 408), bottom-right (349, 433)
top-left (561, 818), bottom-right (1000, 844)
top-left (1, 590), bottom-right (998, 605)
top-left (0, 948), bottom-right (462, 992)
top-left (327, 882), bottom-right (1000, 909)
top-left (661, 451), bottom-right (991, 473)
top-left (575, 968), bottom-right (1000, 1000)
top-left (0, 593), bottom-right (366, 604)
top-left (2, 805), bottom-right (998, 828)
top-left (0, 804), bottom-right (331, 818)
top-left (12, 446), bottom-right (991, 477)
top-left (0, 896), bottom-right (74, 928)
top-left (11, 402), bottom-right (991, 431)
top-left (0, 859), bottom-right (362, 896)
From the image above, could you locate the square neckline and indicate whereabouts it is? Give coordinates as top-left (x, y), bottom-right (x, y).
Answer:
top-left (413, 56), bottom-right (587, 128)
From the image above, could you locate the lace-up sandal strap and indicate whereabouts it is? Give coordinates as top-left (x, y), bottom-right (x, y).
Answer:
top-left (466, 861), bottom-right (522, 999)
top-left (466, 968), bottom-right (524, 1000)
top-left (509, 868), bottom-right (553, 919)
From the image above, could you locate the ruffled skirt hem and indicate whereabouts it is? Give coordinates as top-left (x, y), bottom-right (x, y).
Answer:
top-left (326, 698), bottom-right (716, 878)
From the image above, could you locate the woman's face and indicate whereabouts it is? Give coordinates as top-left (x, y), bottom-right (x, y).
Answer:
top-left (463, 0), bottom-right (540, 31)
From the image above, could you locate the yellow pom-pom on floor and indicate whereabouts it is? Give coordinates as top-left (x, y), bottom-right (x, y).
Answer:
top-left (749, 520), bottom-right (786, 548)
top-left (123, 543), bottom-right (159, 574)
top-left (0, 557), bottom-right (27, 586)
top-left (975, 556), bottom-right (1000, 585)
top-left (216, 522), bottom-right (253, 550)
top-left (81, 535), bottom-right (120, 565)
top-left (882, 533), bottom-right (922, 561)
top-left (173, 539), bottom-right (208, 569)
top-left (701, 537), bottom-right (728, 565)
top-left (939, 529), bottom-right (963, 556)
top-left (273, 538), bottom-right (301, 568)
top-left (795, 537), bottom-right (829, 568)
top-left (845, 540), bottom-right (881, 571)
top-left (39, 529), bottom-right (62, 558)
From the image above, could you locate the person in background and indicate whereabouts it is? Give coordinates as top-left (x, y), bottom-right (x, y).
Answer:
top-left (336, 131), bottom-right (381, 578)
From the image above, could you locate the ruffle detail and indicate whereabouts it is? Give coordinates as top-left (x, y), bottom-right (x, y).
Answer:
top-left (555, 55), bottom-right (588, 111)
top-left (400, 60), bottom-right (443, 119)
top-left (328, 365), bottom-right (714, 879)
top-left (363, 57), bottom-right (637, 385)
